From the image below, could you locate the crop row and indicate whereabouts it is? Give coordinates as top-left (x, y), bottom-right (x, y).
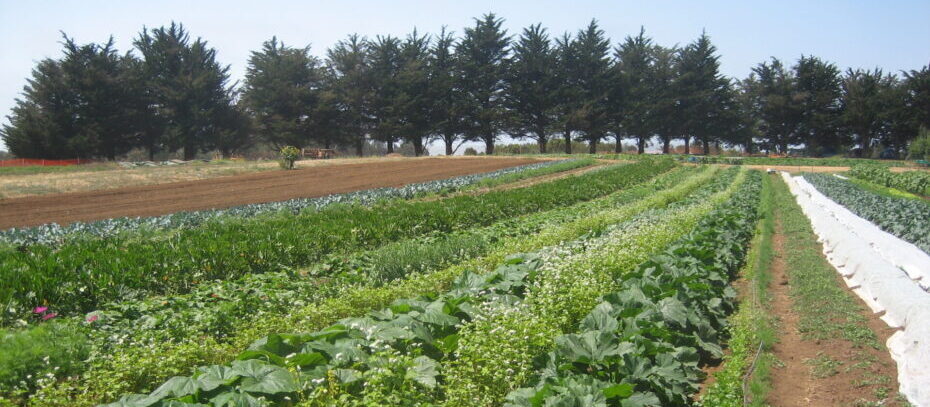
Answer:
top-left (507, 171), bottom-right (762, 406)
top-left (848, 165), bottom-right (930, 197)
top-left (9, 164), bottom-right (701, 405)
top-left (0, 159), bottom-right (669, 322)
top-left (0, 159), bottom-right (584, 248)
top-left (97, 168), bottom-right (748, 407)
top-left (803, 173), bottom-right (930, 253)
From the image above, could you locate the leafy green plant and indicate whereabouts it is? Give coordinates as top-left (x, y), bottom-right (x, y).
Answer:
top-left (907, 128), bottom-right (930, 161)
top-left (0, 321), bottom-right (90, 396)
top-left (849, 165), bottom-right (930, 197)
top-left (0, 159), bottom-right (675, 322)
top-left (506, 171), bottom-right (762, 406)
top-left (278, 146), bottom-right (300, 169)
top-left (804, 173), bottom-right (930, 252)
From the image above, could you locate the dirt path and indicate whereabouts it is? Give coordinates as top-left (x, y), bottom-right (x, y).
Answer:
top-left (768, 180), bottom-right (904, 406)
top-left (0, 157), bottom-right (538, 229)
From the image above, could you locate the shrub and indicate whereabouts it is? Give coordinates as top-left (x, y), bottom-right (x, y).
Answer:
top-left (278, 146), bottom-right (300, 169)
top-left (907, 128), bottom-right (930, 161)
top-left (464, 147), bottom-right (478, 156)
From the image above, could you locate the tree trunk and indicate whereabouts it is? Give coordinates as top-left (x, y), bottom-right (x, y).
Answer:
top-left (484, 136), bottom-right (494, 155)
top-left (445, 134), bottom-right (454, 155)
top-left (662, 138), bottom-right (670, 154)
top-left (745, 140), bottom-right (754, 155)
top-left (684, 137), bottom-right (690, 155)
top-left (413, 138), bottom-right (424, 157)
top-left (386, 141), bottom-right (394, 154)
top-left (564, 128), bottom-right (572, 154)
top-left (588, 139), bottom-right (597, 154)
top-left (614, 136), bottom-right (623, 153)
top-left (702, 139), bottom-right (710, 156)
top-left (355, 137), bottom-right (364, 157)
top-left (714, 141), bottom-right (720, 155)
top-left (637, 138), bottom-right (646, 154)
top-left (183, 142), bottom-right (196, 160)
top-left (538, 138), bottom-right (548, 154)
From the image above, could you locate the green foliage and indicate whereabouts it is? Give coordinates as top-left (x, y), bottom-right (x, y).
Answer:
top-left (0, 34), bottom-right (143, 160)
top-left (278, 146), bottom-right (300, 169)
top-left (455, 13), bottom-right (511, 154)
top-left (804, 173), bottom-right (930, 252)
top-left (507, 171), bottom-right (762, 406)
top-left (0, 321), bottom-right (90, 396)
top-left (0, 159), bottom-right (674, 324)
top-left (907, 128), bottom-right (930, 161)
top-left (849, 165), bottom-right (930, 196)
top-left (243, 38), bottom-right (321, 149)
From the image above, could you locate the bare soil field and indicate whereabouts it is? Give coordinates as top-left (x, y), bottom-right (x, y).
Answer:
top-left (0, 157), bottom-right (538, 229)
top-left (0, 156), bottom-right (497, 199)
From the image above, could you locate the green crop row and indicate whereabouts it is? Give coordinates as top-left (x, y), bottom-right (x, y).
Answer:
top-left (0, 159), bottom-right (675, 323)
top-left (91, 169), bottom-right (742, 407)
top-left (699, 172), bottom-right (776, 407)
top-left (804, 173), bottom-right (930, 253)
top-left (848, 165), bottom-right (930, 197)
top-left (506, 171), bottom-right (762, 406)
top-left (441, 168), bottom-right (747, 406)
top-left (15, 164), bottom-right (704, 406)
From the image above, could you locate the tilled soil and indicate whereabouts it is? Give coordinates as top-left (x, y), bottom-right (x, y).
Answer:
top-left (0, 157), bottom-right (538, 229)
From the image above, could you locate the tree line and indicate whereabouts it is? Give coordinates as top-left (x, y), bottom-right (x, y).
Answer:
top-left (3, 15), bottom-right (929, 160)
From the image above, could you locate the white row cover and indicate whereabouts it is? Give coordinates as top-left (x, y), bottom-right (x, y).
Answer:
top-left (782, 172), bottom-right (930, 407)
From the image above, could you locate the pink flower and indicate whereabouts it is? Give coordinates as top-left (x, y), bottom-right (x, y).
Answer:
top-left (42, 313), bottom-right (57, 321)
top-left (86, 315), bottom-right (99, 323)
top-left (33, 306), bottom-right (48, 314)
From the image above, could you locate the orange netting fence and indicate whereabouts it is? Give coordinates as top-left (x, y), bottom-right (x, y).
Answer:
top-left (0, 158), bottom-right (95, 167)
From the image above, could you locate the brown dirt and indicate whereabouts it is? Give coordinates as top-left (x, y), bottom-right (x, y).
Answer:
top-left (767, 215), bottom-right (903, 406)
top-left (0, 157), bottom-right (538, 229)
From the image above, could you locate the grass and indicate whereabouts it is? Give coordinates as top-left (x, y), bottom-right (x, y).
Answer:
top-left (0, 160), bottom-right (278, 199)
top-left (772, 177), bottom-right (881, 349)
top-left (0, 162), bottom-right (117, 176)
top-left (768, 175), bottom-right (907, 406)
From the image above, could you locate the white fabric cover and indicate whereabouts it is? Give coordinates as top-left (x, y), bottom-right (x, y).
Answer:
top-left (782, 172), bottom-right (930, 406)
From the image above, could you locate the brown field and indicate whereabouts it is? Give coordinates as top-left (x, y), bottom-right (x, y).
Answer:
top-left (0, 156), bottom-right (539, 229)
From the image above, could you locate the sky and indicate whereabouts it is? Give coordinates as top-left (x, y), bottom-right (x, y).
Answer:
top-left (1, 0), bottom-right (929, 154)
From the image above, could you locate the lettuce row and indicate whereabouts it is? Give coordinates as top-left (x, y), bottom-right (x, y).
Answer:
top-left (505, 171), bottom-right (762, 407)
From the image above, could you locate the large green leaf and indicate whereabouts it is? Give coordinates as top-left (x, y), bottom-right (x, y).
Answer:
top-left (229, 360), bottom-right (297, 394)
top-left (195, 365), bottom-right (240, 392)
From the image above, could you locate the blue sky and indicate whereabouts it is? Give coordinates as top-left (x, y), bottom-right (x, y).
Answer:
top-left (1, 0), bottom-right (928, 153)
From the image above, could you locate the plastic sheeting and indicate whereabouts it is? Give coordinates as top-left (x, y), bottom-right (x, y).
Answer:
top-left (782, 172), bottom-right (930, 406)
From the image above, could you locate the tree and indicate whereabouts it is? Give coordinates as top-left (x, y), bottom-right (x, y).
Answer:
top-left (676, 32), bottom-right (727, 155)
top-left (395, 29), bottom-right (433, 156)
top-left (841, 68), bottom-right (896, 156)
top-left (650, 45), bottom-right (681, 154)
top-left (903, 64), bottom-right (930, 130)
top-left (428, 27), bottom-right (463, 155)
top-left (506, 23), bottom-right (559, 153)
top-left (327, 34), bottom-right (372, 156)
top-left (795, 55), bottom-right (843, 156)
top-left (367, 35), bottom-right (403, 153)
top-left (2, 34), bottom-right (141, 159)
top-left (134, 23), bottom-right (238, 160)
top-left (456, 13), bottom-right (510, 154)
top-left (571, 20), bottom-right (612, 154)
top-left (553, 32), bottom-right (581, 154)
top-left (614, 27), bottom-right (653, 154)
top-left (242, 37), bottom-right (321, 149)
top-left (745, 58), bottom-right (803, 153)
